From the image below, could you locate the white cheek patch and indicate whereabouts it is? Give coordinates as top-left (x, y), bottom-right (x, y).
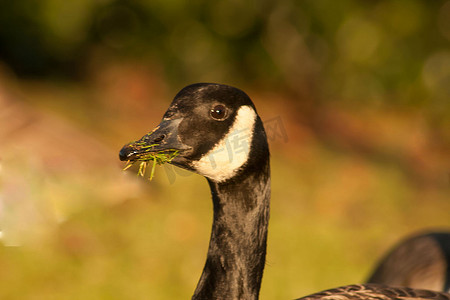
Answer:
top-left (192, 105), bottom-right (256, 182)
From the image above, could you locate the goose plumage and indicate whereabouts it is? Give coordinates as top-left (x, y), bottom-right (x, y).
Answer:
top-left (297, 283), bottom-right (450, 300)
top-left (367, 231), bottom-right (450, 293)
top-left (119, 83), bottom-right (450, 300)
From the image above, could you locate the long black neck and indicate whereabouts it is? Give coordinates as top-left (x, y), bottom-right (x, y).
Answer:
top-left (192, 158), bottom-right (271, 300)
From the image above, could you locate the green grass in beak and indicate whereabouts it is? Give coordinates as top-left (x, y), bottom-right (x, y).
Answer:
top-left (122, 142), bottom-right (179, 180)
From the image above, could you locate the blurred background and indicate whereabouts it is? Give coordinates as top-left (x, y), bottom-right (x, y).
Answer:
top-left (0, 0), bottom-right (449, 298)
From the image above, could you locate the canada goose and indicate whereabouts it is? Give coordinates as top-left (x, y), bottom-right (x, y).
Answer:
top-left (367, 231), bottom-right (450, 293)
top-left (119, 83), bottom-right (450, 300)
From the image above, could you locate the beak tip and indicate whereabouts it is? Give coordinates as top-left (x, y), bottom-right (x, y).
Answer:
top-left (119, 145), bottom-right (132, 161)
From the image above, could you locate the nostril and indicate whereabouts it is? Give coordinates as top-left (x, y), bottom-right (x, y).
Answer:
top-left (153, 134), bottom-right (165, 144)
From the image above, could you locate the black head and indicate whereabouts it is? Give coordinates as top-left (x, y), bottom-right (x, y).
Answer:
top-left (119, 83), bottom-right (269, 182)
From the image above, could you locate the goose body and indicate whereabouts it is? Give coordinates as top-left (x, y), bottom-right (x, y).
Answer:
top-left (119, 83), bottom-right (450, 300)
top-left (297, 283), bottom-right (450, 300)
top-left (367, 232), bottom-right (450, 292)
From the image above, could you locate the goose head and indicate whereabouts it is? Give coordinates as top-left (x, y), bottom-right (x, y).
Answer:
top-left (118, 83), bottom-right (450, 300)
top-left (119, 83), bottom-right (269, 183)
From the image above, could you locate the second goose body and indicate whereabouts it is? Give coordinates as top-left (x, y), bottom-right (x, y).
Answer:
top-left (367, 231), bottom-right (450, 293)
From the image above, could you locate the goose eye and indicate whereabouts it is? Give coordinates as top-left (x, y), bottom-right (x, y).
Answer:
top-left (210, 105), bottom-right (227, 120)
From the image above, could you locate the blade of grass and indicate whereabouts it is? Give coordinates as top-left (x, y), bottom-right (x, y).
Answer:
top-left (138, 161), bottom-right (147, 177)
top-left (123, 160), bottom-right (133, 171)
top-left (149, 158), bottom-right (157, 181)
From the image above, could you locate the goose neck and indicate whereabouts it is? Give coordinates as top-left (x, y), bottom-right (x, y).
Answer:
top-left (192, 163), bottom-right (271, 300)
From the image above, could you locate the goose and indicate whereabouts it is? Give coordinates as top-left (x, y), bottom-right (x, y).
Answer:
top-left (119, 83), bottom-right (450, 300)
top-left (367, 231), bottom-right (450, 293)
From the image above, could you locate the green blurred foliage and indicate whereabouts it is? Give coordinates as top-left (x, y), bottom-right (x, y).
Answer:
top-left (1, 0), bottom-right (449, 111)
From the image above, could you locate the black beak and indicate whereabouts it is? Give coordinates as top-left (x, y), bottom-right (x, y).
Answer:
top-left (119, 118), bottom-right (190, 162)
